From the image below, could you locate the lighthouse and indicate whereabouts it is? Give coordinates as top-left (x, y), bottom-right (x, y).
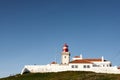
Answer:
top-left (21, 43), bottom-right (120, 74)
top-left (61, 43), bottom-right (70, 64)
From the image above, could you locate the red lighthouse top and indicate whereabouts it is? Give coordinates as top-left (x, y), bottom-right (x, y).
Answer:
top-left (62, 43), bottom-right (69, 52)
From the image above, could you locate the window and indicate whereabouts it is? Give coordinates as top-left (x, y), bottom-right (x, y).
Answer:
top-left (110, 64), bottom-right (112, 67)
top-left (84, 65), bottom-right (90, 68)
top-left (87, 65), bottom-right (90, 68)
top-left (107, 64), bottom-right (109, 67)
top-left (103, 65), bottom-right (105, 67)
top-left (64, 56), bottom-right (66, 58)
top-left (93, 64), bottom-right (99, 67)
top-left (71, 65), bottom-right (74, 68)
top-left (93, 64), bottom-right (96, 67)
top-left (83, 65), bottom-right (86, 68)
top-left (75, 65), bottom-right (78, 68)
top-left (71, 65), bottom-right (78, 68)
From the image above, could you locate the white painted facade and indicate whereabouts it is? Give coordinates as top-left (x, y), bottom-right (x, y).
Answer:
top-left (61, 52), bottom-right (70, 64)
top-left (21, 44), bottom-right (120, 74)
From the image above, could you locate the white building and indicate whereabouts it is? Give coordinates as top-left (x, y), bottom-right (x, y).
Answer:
top-left (21, 44), bottom-right (120, 74)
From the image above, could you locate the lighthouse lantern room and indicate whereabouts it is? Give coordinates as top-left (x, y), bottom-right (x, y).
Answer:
top-left (61, 43), bottom-right (70, 65)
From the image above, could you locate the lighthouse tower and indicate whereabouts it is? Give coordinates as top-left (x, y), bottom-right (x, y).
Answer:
top-left (61, 43), bottom-right (70, 65)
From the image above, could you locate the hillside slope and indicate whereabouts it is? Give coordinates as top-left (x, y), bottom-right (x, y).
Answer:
top-left (0, 71), bottom-right (120, 80)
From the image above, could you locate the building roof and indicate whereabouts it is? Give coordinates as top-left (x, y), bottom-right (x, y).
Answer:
top-left (74, 56), bottom-right (80, 58)
top-left (70, 60), bottom-right (92, 64)
top-left (83, 58), bottom-right (102, 62)
top-left (118, 66), bottom-right (120, 69)
top-left (51, 61), bottom-right (57, 64)
top-left (70, 58), bottom-right (103, 64)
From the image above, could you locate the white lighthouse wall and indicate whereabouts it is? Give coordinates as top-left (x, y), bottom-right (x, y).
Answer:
top-left (61, 52), bottom-right (70, 64)
top-left (61, 55), bottom-right (70, 64)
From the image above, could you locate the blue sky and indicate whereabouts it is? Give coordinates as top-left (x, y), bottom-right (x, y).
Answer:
top-left (0, 0), bottom-right (120, 78)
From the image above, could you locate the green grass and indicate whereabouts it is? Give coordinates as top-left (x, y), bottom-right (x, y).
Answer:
top-left (0, 71), bottom-right (120, 80)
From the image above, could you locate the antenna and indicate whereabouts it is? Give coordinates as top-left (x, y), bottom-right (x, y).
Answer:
top-left (55, 57), bottom-right (57, 63)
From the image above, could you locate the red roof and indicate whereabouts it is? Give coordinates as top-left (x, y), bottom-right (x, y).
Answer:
top-left (83, 58), bottom-right (102, 62)
top-left (51, 62), bottom-right (57, 64)
top-left (118, 66), bottom-right (120, 69)
top-left (74, 56), bottom-right (80, 58)
top-left (70, 60), bottom-right (92, 64)
top-left (70, 58), bottom-right (102, 64)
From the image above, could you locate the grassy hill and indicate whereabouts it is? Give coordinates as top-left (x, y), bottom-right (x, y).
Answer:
top-left (0, 71), bottom-right (120, 80)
